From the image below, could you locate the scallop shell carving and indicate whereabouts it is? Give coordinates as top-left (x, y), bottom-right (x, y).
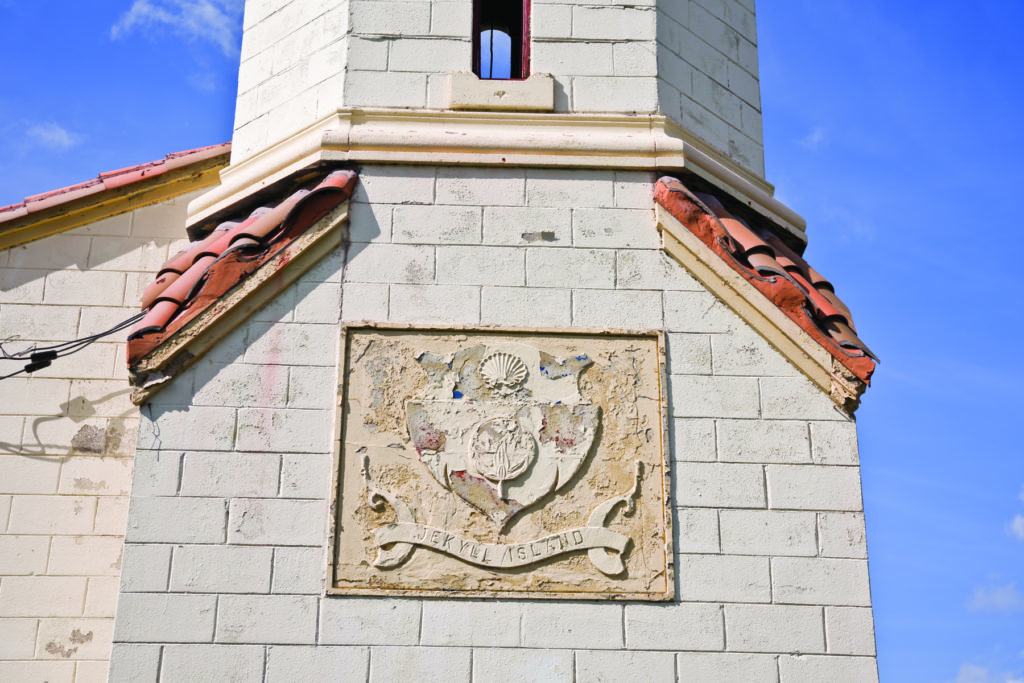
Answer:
top-left (479, 352), bottom-right (528, 392)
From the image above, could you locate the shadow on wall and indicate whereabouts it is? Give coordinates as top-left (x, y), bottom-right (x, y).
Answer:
top-left (0, 386), bottom-right (135, 458)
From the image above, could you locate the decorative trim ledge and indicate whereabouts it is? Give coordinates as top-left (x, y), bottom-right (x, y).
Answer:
top-left (448, 72), bottom-right (555, 111)
top-left (129, 201), bottom-right (349, 405)
top-left (189, 109), bottom-right (805, 244)
top-left (656, 204), bottom-right (864, 413)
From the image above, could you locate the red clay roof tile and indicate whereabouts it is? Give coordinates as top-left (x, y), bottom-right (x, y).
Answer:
top-left (655, 176), bottom-right (876, 383)
top-left (0, 143), bottom-right (230, 224)
top-left (126, 169), bottom-right (358, 366)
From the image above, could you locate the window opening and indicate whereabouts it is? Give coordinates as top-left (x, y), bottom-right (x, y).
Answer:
top-left (473, 0), bottom-right (530, 80)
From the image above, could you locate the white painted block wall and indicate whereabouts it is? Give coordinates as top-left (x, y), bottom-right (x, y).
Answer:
top-left (232, 0), bottom-right (765, 178)
top-left (0, 190), bottom-right (203, 683)
top-left (110, 166), bottom-right (875, 681)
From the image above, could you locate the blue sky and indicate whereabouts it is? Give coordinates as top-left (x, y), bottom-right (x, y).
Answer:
top-left (2, 1), bottom-right (1022, 680)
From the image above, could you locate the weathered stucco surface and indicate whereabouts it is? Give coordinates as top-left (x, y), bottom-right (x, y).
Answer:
top-left (333, 327), bottom-right (672, 599)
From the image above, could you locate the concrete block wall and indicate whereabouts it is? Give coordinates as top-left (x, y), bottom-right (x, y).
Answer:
top-left (110, 166), bottom-right (876, 681)
top-left (657, 0), bottom-right (764, 177)
top-left (0, 190), bottom-right (203, 683)
top-left (232, 0), bottom-right (764, 179)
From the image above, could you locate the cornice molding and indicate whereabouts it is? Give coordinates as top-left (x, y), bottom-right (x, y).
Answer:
top-left (188, 109), bottom-right (805, 244)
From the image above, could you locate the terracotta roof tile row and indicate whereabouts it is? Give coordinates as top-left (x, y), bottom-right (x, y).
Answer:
top-left (655, 176), bottom-right (876, 383)
top-left (0, 143), bottom-right (231, 223)
top-left (127, 169), bottom-right (358, 365)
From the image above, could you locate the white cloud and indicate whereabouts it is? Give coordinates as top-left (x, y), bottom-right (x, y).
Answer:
top-left (111, 0), bottom-right (244, 57)
top-left (953, 664), bottom-right (1024, 683)
top-left (26, 122), bottom-right (81, 150)
top-left (969, 582), bottom-right (1024, 612)
top-left (1010, 515), bottom-right (1024, 541)
top-left (799, 125), bottom-right (828, 150)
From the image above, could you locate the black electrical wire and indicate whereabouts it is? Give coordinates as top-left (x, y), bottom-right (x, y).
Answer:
top-left (0, 311), bottom-right (145, 381)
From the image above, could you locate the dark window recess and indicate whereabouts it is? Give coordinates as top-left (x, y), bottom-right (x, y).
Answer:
top-left (473, 0), bottom-right (530, 80)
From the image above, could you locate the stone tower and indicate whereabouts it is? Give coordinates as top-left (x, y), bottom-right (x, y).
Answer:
top-left (104, 1), bottom-right (879, 680)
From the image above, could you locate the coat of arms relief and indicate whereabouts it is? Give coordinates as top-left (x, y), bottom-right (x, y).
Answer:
top-left (330, 326), bottom-right (673, 600)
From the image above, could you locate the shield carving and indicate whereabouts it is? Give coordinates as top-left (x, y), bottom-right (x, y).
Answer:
top-left (406, 343), bottom-right (599, 531)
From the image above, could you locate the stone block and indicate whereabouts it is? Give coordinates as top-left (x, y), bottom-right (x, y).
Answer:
top-left (613, 41), bottom-right (658, 77)
top-left (618, 249), bottom-right (700, 291)
top-left (671, 418), bottom-right (716, 462)
top-left (344, 244), bottom-right (435, 284)
top-left (711, 327), bottom-right (799, 377)
top-left (719, 510), bottom-right (817, 557)
top-left (0, 304), bottom-right (80, 342)
top-left (716, 419), bottom-right (810, 463)
top-left (84, 576), bottom-right (118, 617)
top-left (268, 645), bottom-right (371, 682)
top-left (527, 247), bottom-right (615, 289)
top-left (124, 497), bottom-right (226, 544)
top-left (0, 618), bottom-right (38, 658)
top-left (160, 644), bottom-right (265, 681)
top-left (351, 165), bottom-right (435, 205)
top-left (0, 453), bottom-right (61, 494)
top-left (0, 377), bottom-right (72, 417)
top-left (192, 361), bottom-right (291, 408)
top-left (35, 617), bottom-right (113, 660)
top-left (678, 554), bottom-right (770, 603)
top-left (825, 606), bottom-right (876, 655)
top-left (522, 603), bottom-right (623, 649)
top-left (473, 648), bottom-right (573, 683)
top-left (348, 201), bottom-right (392, 243)
top-left (0, 661), bottom-right (74, 683)
top-left (389, 284), bottom-right (480, 325)
top-left (341, 282), bottom-right (390, 322)
top-left (94, 495), bottom-right (130, 535)
top-left (573, 208), bottom-right (658, 249)
top-left (43, 270), bottom-right (126, 307)
top-left (57, 456), bottom-right (132, 496)
top-left (480, 286), bottom-right (571, 327)
top-left (88, 236), bottom-right (170, 272)
top-left (430, 1), bottom-right (473, 37)
top-left (572, 5), bottom-right (655, 40)
top-left (393, 205), bottom-right (482, 244)
top-left (113, 593), bottom-right (218, 644)
top-left (388, 37), bottom-right (466, 73)
top-left (666, 333), bottom-right (712, 375)
top-left (7, 496), bottom-right (96, 535)
top-left (0, 268), bottom-right (44, 303)
top-left (663, 290), bottom-right (737, 333)
top-left (671, 375), bottom-right (759, 418)
top-left (778, 654), bottom-right (878, 683)
top-left (346, 70), bottom-right (427, 107)
top-left (170, 545), bottom-right (273, 593)
top-left (436, 167), bottom-right (526, 206)
top-left (320, 597), bottom-right (420, 645)
top-left (766, 465), bottom-right (863, 511)
top-left (280, 453), bottom-right (332, 499)
top-left (624, 602), bottom-right (723, 650)
top-left (179, 452), bottom-right (281, 497)
top-left (772, 558), bottom-right (872, 607)
top-left (370, 646), bottom-right (470, 682)
top-left (676, 652), bottom-right (779, 682)
top-left (47, 535), bottom-right (124, 576)
top-left (675, 462), bottom-right (765, 508)
top-left (810, 421), bottom-right (860, 465)
top-left (137, 405), bottom-right (236, 452)
top-left (228, 498), bottom-right (327, 546)
top-left (108, 643), bottom-right (160, 682)
top-left (760, 377), bottom-right (843, 421)
top-left (525, 169), bottom-right (614, 208)
top-left (0, 576), bottom-right (87, 617)
top-left (577, 650), bottom-right (674, 682)
top-left (294, 281), bottom-right (342, 324)
top-left (437, 245), bottom-right (525, 286)
top-left (573, 76), bottom-right (659, 113)
top-left (216, 595), bottom-right (318, 644)
top-left (532, 41), bottom-right (614, 76)
top-left (725, 604), bottom-right (824, 653)
top-left (119, 544), bottom-right (171, 592)
top-left (272, 547), bottom-right (325, 594)
top-left (818, 512), bottom-right (868, 559)
top-left (573, 289), bottom-right (663, 329)
top-left (236, 408), bottom-right (334, 454)
top-left (351, 0), bottom-right (431, 35)
top-left (421, 600), bottom-right (521, 647)
top-left (243, 321), bottom-right (337, 367)
top-left (483, 206), bottom-right (571, 246)
top-left (676, 507), bottom-right (721, 553)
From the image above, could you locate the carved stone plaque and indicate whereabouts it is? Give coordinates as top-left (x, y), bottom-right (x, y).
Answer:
top-left (329, 325), bottom-right (674, 600)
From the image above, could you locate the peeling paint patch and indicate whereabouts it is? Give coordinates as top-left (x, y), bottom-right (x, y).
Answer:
top-left (70, 425), bottom-right (106, 453)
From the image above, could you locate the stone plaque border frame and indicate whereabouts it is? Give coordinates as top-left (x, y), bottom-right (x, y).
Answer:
top-left (326, 323), bottom-right (674, 601)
